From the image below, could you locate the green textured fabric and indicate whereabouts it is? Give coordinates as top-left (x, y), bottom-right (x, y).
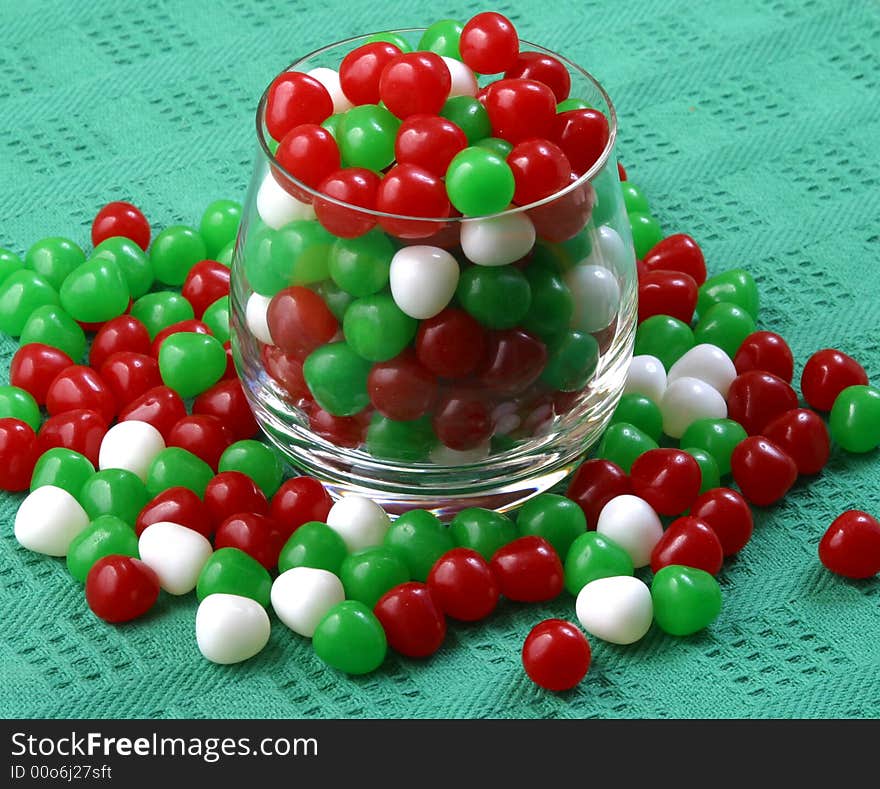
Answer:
top-left (2, 0), bottom-right (879, 720)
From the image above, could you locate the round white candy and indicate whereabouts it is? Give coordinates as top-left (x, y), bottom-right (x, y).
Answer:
top-left (14, 486), bottom-right (89, 557)
top-left (98, 420), bottom-right (166, 482)
top-left (460, 212), bottom-right (536, 267)
top-left (667, 343), bottom-right (737, 398)
top-left (592, 225), bottom-right (630, 273)
top-left (326, 494), bottom-right (390, 552)
top-left (596, 494), bottom-right (663, 568)
top-left (138, 521), bottom-right (213, 595)
top-left (196, 593), bottom-right (271, 664)
top-left (660, 376), bottom-right (728, 438)
top-left (256, 172), bottom-right (315, 230)
top-left (565, 264), bottom-right (621, 333)
top-left (429, 439), bottom-right (491, 466)
top-left (624, 354), bottom-right (667, 403)
top-left (389, 245), bottom-right (459, 319)
top-left (441, 55), bottom-right (478, 97)
top-left (306, 66), bottom-right (353, 114)
top-left (246, 292), bottom-right (273, 345)
top-left (271, 567), bottom-right (345, 638)
top-left (575, 575), bottom-right (653, 645)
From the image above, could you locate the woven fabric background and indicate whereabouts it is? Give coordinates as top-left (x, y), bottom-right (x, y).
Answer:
top-left (1, 0), bottom-right (878, 719)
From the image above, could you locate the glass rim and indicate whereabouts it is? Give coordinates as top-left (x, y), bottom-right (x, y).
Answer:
top-left (254, 28), bottom-right (619, 224)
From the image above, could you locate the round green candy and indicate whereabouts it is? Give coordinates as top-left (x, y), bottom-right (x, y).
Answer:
top-left (364, 32), bottom-right (412, 52)
top-left (146, 447), bottom-right (214, 499)
top-left (196, 547), bottom-right (272, 606)
top-left (93, 237), bottom-right (154, 299)
top-left (129, 291), bottom-right (195, 338)
top-left (679, 417), bottom-right (748, 477)
top-left (456, 265), bottom-right (531, 329)
top-left (78, 468), bottom-right (150, 526)
top-left (449, 507), bottom-right (518, 561)
top-left (440, 97), bottom-right (491, 145)
top-left (628, 212), bottom-right (663, 259)
top-left (621, 182), bottom-right (650, 215)
top-left (315, 279), bottom-right (354, 321)
top-left (651, 564), bottom-right (722, 636)
top-left (531, 236), bottom-right (590, 273)
top-left (829, 384), bottom-right (880, 453)
top-left (271, 220), bottom-right (334, 286)
top-left (343, 294), bottom-right (417, 362)
top-left (19, 304), bottom-right (86, 361)
top-left (365, 413), bottom-right (434, 462)
top-left (30, 448), bottom-right (94, 496)
top-left (0, 269), bottom-right (60, 336)
top-left (682, 447), bottom-right (722, 494)
top-left (521, 261), bottom-right (574, 340)
top-left (693, 302), bottom-right (756, 359)
top-left (218, 440), bottom-right (283, 498)
top-left (383, 509), bottom-right (454, 582)
top-left (328, 230), bottom-right (394, 297)
top-left (564, 531), bottom-right (634, 596)
top-left (24, 237), bottom-right (85, 290)
top-left (595, 422), bottom-right (659, 473)
top-left (0, 385), bottom-right (41, 431)
top-left (540, 330), bottom-right (600, 391)
top-left (418, 18), bottom-right (463, 58)
top-left (338, 104), bottom-right (400, 171)
top-left (278, 521), bottom-right (348, 575)
top-left (634, 314), bottom-right (695, 371)
top-left (339, 546), bottom-right (409, 608)
top-left (590, 166), bottom-right (623, 227)
top-left (697, 268), bottom-right (759, 321)
top-left (445, 146), bottom-right (515, 215)
top-left (611, 393), bottom-right (663, 442)
top-left (0, 248), bottom-right (23, 282)
top-left (243, 225), bottom-right (286, 297)
top-left (556, 98), bottom-right (591, 112)
top-left (215, 240), bottom-right (235, 268)
top-left (475, 137), bottom-right (513, 159)
top-left (321, 113), bottom-right (344, 140)
top-left (313, 600), bottom-right (387, 675)
top-left (201, 296), bottom-right (230, 343)
top-left (516, 494), bottom-right (586, 560)
top-left (158, 332), bottom-right (226, 398)
top-left (59, 257), bottom-right (130, 323)
top-left (150, 225), bottom-right (207, 287)
top-left (199, 199), bottom-right (242, 258)
top-left (66, 515), bottom-right (139, 583)
top-left (303, 341), bottom-right (371, 416)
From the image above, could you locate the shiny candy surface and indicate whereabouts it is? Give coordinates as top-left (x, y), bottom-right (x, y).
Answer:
top-left (624, 355), bottom-right (667, 404)
top-left (667, 343), bottom-right (737, 398)
top-left (0, 385), bottom-right (41, 431)
top-left (0, 270), bottom-right (60, 337)
top-left (78, 468), bottom-right (150, 526)
top-left (383, 509), bottom-right (454, 582)
top-left (337, 104), bottom-right (400, 172)
top-left (30, 447), bottom-right (94, 496)
top-left (118, 386), bottom-right (186, 441)
top-left (575, 575), bottom-right (653, 645)
top-left (136, 486), bottom-right (212, 538)
top-left (379, 51), bottom-right (451, 118)
top-left (0, 418), bottom-right (38, 491)
top-left (10, 343), bottom-right (74, 405)
top-left (679, 417), bottom-right (748, 477)
top-left (312, 600), bottom-right (387, 675)
top-left (611, 394), bottom-right (663, 442)
top-left (818, 510), bottom-right (880, 579)
top-left (522, 619), bottom-right (590, 691)
top-left (564, 531), bottom-right (633, 596)
top-left (218, 440), bottom-right (283, 498)
top-left (427, 547), bottom-right (500, 621)
top-left (460, 212), bottom-right (536, 267)
top-left (85, 556), bottom-right (160, 623)
top-left (91, 202), bottom-right (151, 251)
top-left (726, 371), bottom-right (798, 436)
top-left (449, 507), bottom-right (518, 561)
top-left (277, 521), bottom-right (348, 575)
top-left (14, 485), bottom-right (90, 556)
top-left (641, 233), bottom-right (706, 285)
top-left (630, 448), bottom-right (702, 516)
top-left (516, 493), bottom-right (586, 560)
top-left (149, 225), bottom-right (206, 287)
top-left (763, 408), bottom-right (830, 475)
top-left (270, 477), bottom-right (332, 535)
top-left (167, 414), bottom-right (233, 471)
top-left (651, 565), bottom-right (722, 636)
top-left (37, 408), bottom-right (108, 466)
top-left (801, 349), bottom-right (870, 412)
top-left (46, 365), bottom-right (116, 425)
top-left (730, 436), bottom-right (798, 507)
top-left (197, 547), bottom-right (272, 606)
top-left (271, 566), bottom-right (345, 637)
top-left (66, 515), bottom-right (139, 583)
top-left (19, 304), bottom-right (86, 362)
top-left (650, 515), bottom-right (724, 575)
top-left (265, 70), bottom-right (333, 141)
top-left (829, 385), bottom-right (880, 453)
top-left (456, 265), bottom-right (531, 330)
top-left (634, 315), bottom-right (694, 372)
top-left (697, 268), bottom-right (759, 321)
top-left (389, 245), bottom-right (459, 319)
top-left (445, 146), bottom-right (515, 216)
top-left (158, 332), bottom-right (226, 399)
top-left (459, 11), bottom-right (519, 74)
top-left (733, 331), bottom-right (794, 383)
top-left (90, 317), bottom-right (152, 370)
top-left (139, 521), bottom-right (212, 595)
top-left (565, 264), bottom-right (620, 334)
top-left (196, 593), bottom-right (271, 664)
top-left (145, 446), bottom-right (214, 499)
top-left (660, 376), bottom-right (728, 439)
top-left (92, 237), bottom-right (154, 300)
top-left (693, 302), bottom-right (756, 360)
top-left (490, 536), bottom-right (564, 602)
top-left (374, 582), bottom-right (446, 659)
top-left (596, 494), bottom-right (663, 568)
top-left (638, 270), bottom-right (698, 325)
top-left (565, 458), bottom-right (632, 530)
top-left (690, 487), bottom-right (754, 557)
top-left (340, 546), bottom-right (409, 608)
top-left (326, 494), bottom-right (390, 552)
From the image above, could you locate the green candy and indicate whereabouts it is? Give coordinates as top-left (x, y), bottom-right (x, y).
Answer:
top-left (339, 546), bottom-right (410, 608)
top-left (590, 166), bottom-right (623, 227)
top-left (365, 413), bottom-right (434, 461)
top-left (697, 268), bottom-right (759, 321)
top-left (475, 137), bottom-right (513, 159)
top-left (456, 265), bottom-right (531, 329)
top-left (19, 304), bottom-right (86, 361)
top-left (271, 221), bottom-right (334, 286)
top-left (66, 515), bottom-right (139, 583)
top-left (0, 270), bottom-right (60, 336)
top-left (278, 521), bottom-right (348, 575)
top-left (328, 230), bottom-right (394, 296)
top-left (315, 279), bottom-right (354, 321)
top-left (93, 237), bottom-right (154, 299)
top-left (445, 146), bottom-right (515, 215)
top-left (0, 385), bottom-right (41, 431)
top-left (30, 448), bottom-right (95, 496)
top-left (158, 332), bottom-right (226, 398)
top-left (200, 199), bottom-right (242, 258)
top-left (634, 314), bottom-right (695, 370)
top-left (829, 384), bottom-right (880, 453)
top-left (540, 330), bottom-right (599, 391)
top-left (682, 447), bottom-right (722, 494)
top-left (146, 447), bottom-right (214, 499)
top-left (303, 342), bottom-right (371, 416)
top-left (516, 494), bottom-right (586, 560)
top-left (564, 531), bottom-right (634, 596)
top-left (201, 296), bottom-right (230, 343)
top-left (418, 18), bottom-right (463, 58)
top-left (651, 564), bottom-right (722, 636)
top-left (321, 113), bottom-right (344, 140)
top-left (595, 422), bottom-right (659, 473)
top-left (621, 182), bottom-right (650, 215)
top-left (0, 248), bottom-right (24, 282)
top-left (440, 97), bottom-right (491, 145)
top-left (215, 240), bottom-right (235, 268)
top-left (218, 440), bottom-right (284, 498)
top-left (364, 32), bottom-right (412, 52)
top-left (78, 469), bottom-right (150, 526)
top-left (521, 261), bottom-right (574, 340)
top-left (243, 225), bottom-right (286, 296)
top-left (150, 225), bottom-right (207, 286)
top-left (611, 393), bottom-right (663, 442)
top-left (679, 418), bottom-right (748, 477)
top-left (129, 291), bottom-right (195, 338)
top-left (628, 212), bottom-right (663, 259)
top-left (24, 237), bottom-right (85, 290)
top-left (383, 509), bottom-right (454, 582)
top-left (338, 104), bottom-right (400, 171)
top-left (449, 507), bottom-right (518, 561)
top-left (556, 98), bottom-right (591, 112)
top-left (313, 600), bottom-right (387, 675)
top-left (693, 302), bottom-right (756, 359)
top-left (196, 547), bottom-right (272, 606)
top-left (59, 258), bottom-right (130, 323)
top-left (343, 294), bottom-right (417, 362)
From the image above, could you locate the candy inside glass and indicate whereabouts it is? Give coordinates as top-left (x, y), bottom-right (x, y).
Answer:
top-left (230, 29), bottom-right (637, 517)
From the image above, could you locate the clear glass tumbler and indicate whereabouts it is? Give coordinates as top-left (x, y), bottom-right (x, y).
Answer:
top-left (230, 30), bottom-right (637, 517)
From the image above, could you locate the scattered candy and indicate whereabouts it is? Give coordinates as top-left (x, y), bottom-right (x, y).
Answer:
top-left (818, 510), bottom-right (880, 579)
top-left (196, 593), bottom-right (271, 664)
top-left (85, 555), bottom-right (160, 623)
top-left (326, 494), bottom-right (390, 551)
top-left (730, 436), bottom-right (798, 507)
top-left (490, 536), bottom-right (564, 602)
top-left (596, 494), bottom-right (663, 568)
top-left (14, 485), bottom-right (90, 556)
top-left (828, 384), bottom-right (880, 453)
top-left (428, 547), bottom-right (500, 621)
top-left (271, 566), bottom-right (345, 636)
top-left (522, 619), bottom-right (591, 691)
top-left (138, 520), bottom-right (213, 595)
top-left (575, 575), bottom-right (653, 645)
top-left (374, 582), bottom-right (447, 658)
top-left (312, 600), bottom-right (388, 674)
top-left (98, 420), bottom-right (166, 481)
top-left (650, 565), bottom-right (722, 636)
top-left (660, 376), bottom-right (728, 439)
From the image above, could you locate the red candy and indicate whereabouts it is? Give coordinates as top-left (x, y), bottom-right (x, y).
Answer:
top-left (314, 168), bottom-right (381, 238)
top-left (730, 436), bottom-right (798, 507)
top-left (800, 349), bottom-right (869, 412)
top-left (507, 138), bottom-right (571, 206)
top-left (85, 556), bottom-right (160, 623)
top-left (475, 329), bottom-right (547, 396)
top-left (99, 352), bottom-right (162, 409)
top-left (136, 487), bottom-right (213, 538)
top-left (504, 51), bottom-right (570, 102)
top-left (527, 172), bottom-right (593, 243)
top-left (552, 108), bottom-right (610, 175)
top-left (641, 234), bottom-right (706, 286)
top-left (522, 619), bottom-right (591, 692)
top-left (485, 78), bottom-right (557, 145)
top-left (267, 286), bottom-right (338, 359)
top-left (89, 316), bottom-right (152, 370)
top-left (150, 319), bottom-right (212, 358)
top-left (167, 414), bottom-right (234, 470)
top-left (460, 12), bottom-right (519, 74)
top-left (733, 331), bottom-right (794, 383)
top-left (726, 370), bottom-right (798, 436)
top-left (376, 163), bottom-right (451, 239)
top-left (367, 350), bottom-right (437, 421)
top-left (379, 51), bottom-right (451, 118)
top-left (37, 408), bottom-right (108, 467)
top-left (10, 343), bottom-right (74, 405)
top-left (270, 476), bottom-right (333, 535)
top-left (308, 405), bottom-right (370, 448)
top-left (630, 448), bottom-right (702, 516)
top-left (373, 582), bottom-right (447, 658)
top-left (394, 115), bottom-right (468, 178)
top-left (181, 260), bottom-right (230, 318)
top-left (262, 345), bottom-right (309, 402)
top-left (215, 512), bottom-right (286, 570)
top-left (689, 488), bottom-right (754, 557)
top-left (819, 510), bottom-right (880, 579)
top-left (204, 471), bottom-right (270, 531)
top-left (432, 391), bottom-right (492, 451)
top-left (118, 385), bottom-right (186, 441)
top-left (650, 515), bottom-right (724, 575)
top-left (416, 308), bottom-right (487, 379)
top-left (91, 201), bottom-right (151, 251)
top-left (275, 123), bottom-right (341, 198)
top-left (637, 270), bottom-right (698, 325)
top-left (0, 418), bottom-right (39, 491)
top-left (265, 70), bottom-right (334, 142)
top-left (340, 42), bottom-right (402, 106)
top-left (46, 365), bottom-right (116, 425)
top-left (427, 548), bottom-right (500, 622)
top-left (566, 458), bottom-right (632, 530)
top-left (192, 379), bottom-right (258, 441)
top-left (490, 536), bottom-right (564, 602)
top-left (763, 408), bottom-right (830, 475)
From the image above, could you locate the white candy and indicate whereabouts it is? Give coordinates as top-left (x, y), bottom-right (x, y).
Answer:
top-left (592, 225), bottom-right (630, 272)
top-left (660, 376), bottom-right (728, 438)
top-left (196, 593), bottom-right (271, 664)
top-left (326, 494), bottom-right (390, 552)
top-left (429, 439), bottom-right (491, 465)
top-left (565, 264), bottom-right (621, 333)
top-left (596, 494), bottom-right (663, 568)
top-left (98, 420), bottom-right (166, 482)
top-left (256, 172), bottom-right (315, 230)
top-left (441, 55), bottom-right (478, 97)
top-left (460, 212), bottom-right (536, 267)
top-left (389, 245), bottom-right (459, 319)
top-left (575, 575), bottom-right (653, 645)
top-left (306, 66), bottom-right (353, 114)
top-left (14, 486), bottom-right (89, 557)
top-left (624, 354), bottom-right (667, 403)
top-left (667, 343), bottom-right (737, 398)
top-left (271, 567), bottom-right (345, 638)
top-left (138, 521), bottom-right (213, 595)
top-left (246, 292), bottom-right (273, 345)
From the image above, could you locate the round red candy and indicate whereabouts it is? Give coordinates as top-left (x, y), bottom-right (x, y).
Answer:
top-left (475, 329), bottom-right (547, 396)
top-left (565, 458), bottom-right (632, 530)
top-left (526, 172), bottom-right (593, 243)
top-left (136, 487), bottom-right (213, 538)
top-left (181, 260), bottom-right (230, 318)
top-left (99, 351), bottom-right (162, 409)
top-left (89, 315), bottom-right (152, 370)
top-left (376, 163), bottom-right (451, 239)
top-left (485, 78), bottom-right (557, 144)
top-left (522, 619), bottom-right (591, 692)
top-left (427, 548), bottom-right (500, 622)
top-left (267, 286), bottom-right (338, 359)
top-left (432, 392), bottom-right (492, 451)
top-left (763, 408), bottom-right (830, 475)
top-left (379, 51), bottom-right (451, 119)
top-left (730, 436), bottom-right (798, 507)
top-left (637, 269), bottom-right (698, 324)
top-left (641, 233), bottom-right (706, 286)
top-left (37, 408), bottom-right (107, 466)
top-left (819, 510), bottom-right (880, 579)
top-left (733, 331), bottom-right (794, 383)
top-left (460, 12), bottom-right (519, 74)
top-left (373, 582), bottom-right (447, 658)
top-left (650, 515), bottom-right (724, 575)
top-left (689, 487), bottom-right (754, 557)
top-left (192, 379), bottom-right (258, 441)
top-left (262, 345), bottom-right (309, 402)
top-left (490, 536), bottom-right (564, 602)
top-left (91, 201), bottom-right (151, 251)
top-left (10, 343), bottom-right (74, 405)
top-left (85, 556), bottom-right (160, 623)
top-left (275, 124), bottom-right (341, 198)
top-left (204, 471), bottom-right (269, 531)
top-left (0, 418), bottom-right (39, 491)
top-left (308, 406), bottom-right (369, 448)
top-left (507, 138), bottom-right (572, 205)
top-left (270, 476), bottom-right (333, 535)
top-left (416, 308), bottom-right (487, 379)
top-left (314, 168), bottom-right (381, 238)
top-left (368, 350), bottom-right (437, 422)
top-left (801, 349), bottom-right (869, 412)
top-left (46, 365), bottom-right (116, 425)
top-left (339, 41), bottom-right (402, 106)
top-left (504, 51), bottom-right (570, 102)
top-left (215, 512), bottom-right (286, 570)
top-left (394, 115), bottom-right (468, 178)
top-left (552, 108), bottom-right (610, 175)
top-left (118, 385), bottom-right (186, 441)
top-left (167, 414), bottom-right (233, 470)
top-left (630, 448), bottom-right (702, 516)
top-left (265, 70), bottom-right (334, 142)
top-left (726, 370), bottom-right (798, 436)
